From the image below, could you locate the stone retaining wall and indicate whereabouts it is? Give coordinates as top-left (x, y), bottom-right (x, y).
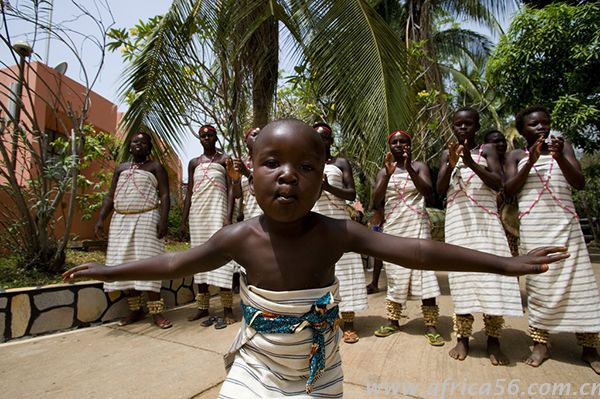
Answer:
top-left (0, 277), bottom-right (197, 342)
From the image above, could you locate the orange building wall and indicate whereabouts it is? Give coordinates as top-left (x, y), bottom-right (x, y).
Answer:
top-left (0, 62), bottom-right (182, 243)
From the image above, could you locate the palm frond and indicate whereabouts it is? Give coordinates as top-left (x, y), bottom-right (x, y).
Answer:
top-left (116, 0), bottom-right (217, 156)
top-left (433, 28), bottom-right (493, 67)
top-left (292, 0), bottom-right (412, 177)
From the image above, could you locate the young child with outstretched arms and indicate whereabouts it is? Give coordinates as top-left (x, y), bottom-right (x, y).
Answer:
top-left (65, 119), bottom-right (567, 398)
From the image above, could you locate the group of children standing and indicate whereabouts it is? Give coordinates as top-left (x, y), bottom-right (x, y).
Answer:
top-left (368, 105), bottom-right (600, 374)
top-left (71, 107), bottom-right (597, 397)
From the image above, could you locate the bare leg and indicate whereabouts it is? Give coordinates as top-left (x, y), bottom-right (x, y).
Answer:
top-left (582, 346), bottom-right (600, 375)
top-left (525, 326), bottom-right (550, 367)
top-left (449, 337), bottom-right (470, 361)
top-left (188, 284), bottom-right (210, 321)
top-left (577, 333), bottom-right (600, 374)
top-left (484, 315), bottom-right (508, 365)
top-left (487, 337), bottom-right (509, 365)
top-left (366, 258), bottom-right (383, 294)
top-left (449, 314), bottom-right (473, 360)
top-left (147, 291), bottom-right (172, 329)
top-left (220, 288), bottom-right (235, 324)
top-left (422, 299), bottom-right (444, 346)
top-left (342, 311), bottom-right (359, 343)
top-left (525, 342), bottom-right (550, 367)
top-left (119, 290), bottom-right (145, 326)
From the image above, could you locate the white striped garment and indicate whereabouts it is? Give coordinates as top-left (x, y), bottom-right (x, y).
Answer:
top-left (220, 278), bottom-right (343, 398)
top-left (311, 164), bottom-right (368, 312)
top-left (190, 162), bottom-right (234, 289)
top-left (382, 168), bottom-right (441, 304)
top-left (518, 154), bottom-right (600, 332)
top-left (104, 169), bottom-right (163, 292)
top-left (241, 173), bottom-right (262, 219)
top-left (445, 149), bottom-right (523, 316)
top-left (232, 174), bottom-right (262, 274)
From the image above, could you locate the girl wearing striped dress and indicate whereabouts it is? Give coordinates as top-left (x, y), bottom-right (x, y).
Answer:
top-left (505, 105), bottom-right (600, 373)
top-left (371, 130), bottom-right (443, 346)
top-left (312, 122), bottom-right (368, 344)
top-left (180, 124), bottom-right (235, 327)
top-left (98, 132), bottom-right (172, 329)
top-left (437, 107), bottom-right (523, 365)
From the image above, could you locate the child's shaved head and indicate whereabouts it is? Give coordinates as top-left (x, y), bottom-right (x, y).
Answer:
top-left (254, 119), bottom-right (326, 165)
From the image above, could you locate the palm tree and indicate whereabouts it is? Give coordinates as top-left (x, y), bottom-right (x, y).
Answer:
top-left (116, 0), bottom-right (411, 178)
top-left (372, 0), bottom-right (513, 162)
top-left (116, 0), bottom-right (516, 177)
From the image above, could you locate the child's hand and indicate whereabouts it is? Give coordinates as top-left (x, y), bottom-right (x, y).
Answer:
top-left (448, 142), bottom-right (461, 167)
top-left (226, 158), bottom-right (242, 181)
top-left (384, 152), bottom-right (396, 176)
top-left (503, 246), bottom-right (569, 276)
top-left (460, 139), bottom-right (474, 166)
top-left (94, 221), bottom-right (105, 239)
top-left (548, 136), bottom-right (564, 159)
top-left (528, 136), bottom-right (544, 165)
top-left (402, 146), bottom-right (412, 169)
top-left (62, 263), bottom-right (111, 282)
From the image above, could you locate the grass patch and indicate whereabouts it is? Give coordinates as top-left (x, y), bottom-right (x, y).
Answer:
top-left (0, 241), bottom-right (191, 290)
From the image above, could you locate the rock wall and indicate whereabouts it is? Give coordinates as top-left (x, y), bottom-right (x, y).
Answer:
top-left (0, 277), bottom-right (196, 342)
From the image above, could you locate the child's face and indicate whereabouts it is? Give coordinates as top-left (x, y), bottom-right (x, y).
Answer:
top-left (130, 134), bottom-right (151, 157)
top-left (388, 133), bottom-right (411, 157)
top-left (452, 111), bottom-right (479, 143)
top-left (520, 111), bottom-right (551, 145)
top-left (199, 127), bottom-right (217, 149)
top-left (252, 121), bottom-right (325, 223)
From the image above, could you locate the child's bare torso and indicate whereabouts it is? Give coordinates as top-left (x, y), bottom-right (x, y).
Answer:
top-left (225, 212), bottom-right (346, 291)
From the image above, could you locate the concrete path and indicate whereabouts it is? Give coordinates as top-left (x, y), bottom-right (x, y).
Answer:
top-left (2, 265), bottom-right (600, 399)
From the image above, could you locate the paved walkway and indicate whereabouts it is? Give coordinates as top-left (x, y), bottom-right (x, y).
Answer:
top-left (2, 265), bottom-right (600, 399)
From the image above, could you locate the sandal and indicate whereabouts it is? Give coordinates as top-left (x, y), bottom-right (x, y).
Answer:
top-left (424, 332), bottom-right (445, 346)
top-left (374, 325), bottom-right (400, 338)
top-left (200, 316), bottom-right (217, 327)
top-left (153, 315), bottom-right (173, 329)
top-left (366, 283), bottom-right (379, 295)
top-left (214, 317), bottom-right (227, 329)
top-left (343, 330), bottom-right (359, 344)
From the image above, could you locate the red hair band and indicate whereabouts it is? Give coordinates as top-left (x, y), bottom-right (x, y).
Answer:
top-left (387, 130), bottom-right (411, 143)
top-left (200, 126), bottom-right (217, 133)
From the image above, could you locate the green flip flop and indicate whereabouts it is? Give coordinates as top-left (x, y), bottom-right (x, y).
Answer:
top-left (374, 325), bottom-right (400, 338)
top-left (424, 332), bottom-right (445, 346)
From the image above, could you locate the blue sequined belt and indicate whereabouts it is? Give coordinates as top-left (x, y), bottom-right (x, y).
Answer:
top-left (241, 292), bottom-right (339, 394)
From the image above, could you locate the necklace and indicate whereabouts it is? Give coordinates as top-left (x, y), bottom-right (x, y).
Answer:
top-left (131, 159), bottom-right (148, 169)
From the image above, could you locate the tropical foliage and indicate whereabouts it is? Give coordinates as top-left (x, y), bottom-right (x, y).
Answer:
top-left (0, 1), bottom-right (114, 273)
top-left (488, 2), bottom-right (600, 153)
top-left (109, 0), bottom-right (412, 179)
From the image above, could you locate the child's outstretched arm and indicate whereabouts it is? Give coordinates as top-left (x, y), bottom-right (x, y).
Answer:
top-left (63, 226), bottom-right (237, 282)
top-left (345, 221), bottom-right (567, 276)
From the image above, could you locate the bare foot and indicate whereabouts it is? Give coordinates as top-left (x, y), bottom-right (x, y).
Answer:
top-left (188, 309), bottom-right (209, 321)
top-left (525, 342), bottom-right (550, 367)
top-left (152, 313), bottom-right (173, 329)
top-left (487, 337), bottom-right (509, 365)
top-left (449, 337), bottom-right (469, 360)
top-left (582, 346), bottom-right (600, 375)
top-left (118, 309), bottom-right (145, 326)
top-left (224, 307), bottom-right (235, 325)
